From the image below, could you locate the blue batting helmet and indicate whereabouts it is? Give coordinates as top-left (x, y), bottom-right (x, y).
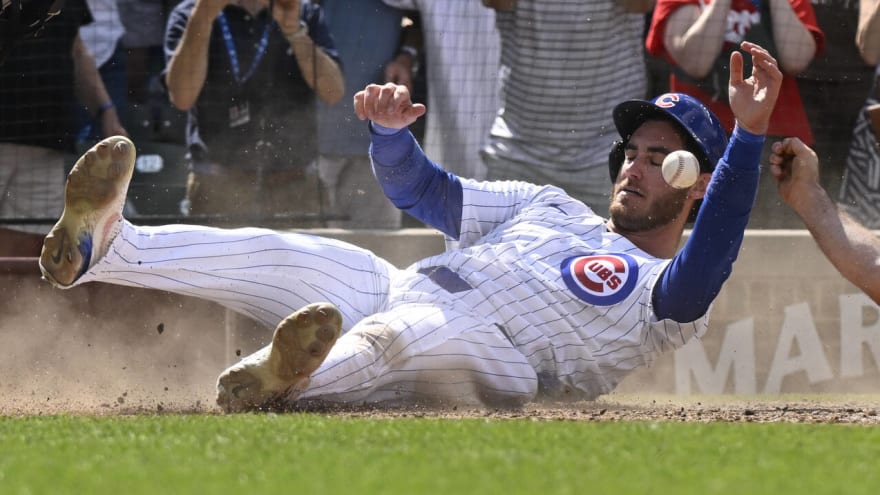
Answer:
top-left (608, 92), bottom-right (728, 182)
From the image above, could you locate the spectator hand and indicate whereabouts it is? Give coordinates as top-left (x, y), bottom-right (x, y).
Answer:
top-left (270, 0), bottom-right (302, 37)
top-left (728, 41), bottom-right (782, 136)
top-left (354, 83), bottom-right (426, 130)
top-left (100, 107), bottom-right (128, 140)
top-left (194, 0), bottom-right (237, 20)
top-left (384, 56), bottom-right (414, 93)
top-left (768, 137), bottom-right (822, 212)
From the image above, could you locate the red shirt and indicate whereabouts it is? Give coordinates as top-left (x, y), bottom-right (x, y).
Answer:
top-left (646, 0), bottom-right (825, 143)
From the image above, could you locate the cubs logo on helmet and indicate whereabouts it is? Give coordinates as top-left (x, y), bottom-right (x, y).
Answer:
top-left (561, 253), bottom-right (639, 306)
top-left (653, 93), bottom-right (680, 108)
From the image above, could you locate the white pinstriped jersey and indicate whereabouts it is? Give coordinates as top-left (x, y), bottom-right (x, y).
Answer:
top-left (403, 179), bottom-right (711, 399)
top-left (77, 180), bottom-right (710, 404)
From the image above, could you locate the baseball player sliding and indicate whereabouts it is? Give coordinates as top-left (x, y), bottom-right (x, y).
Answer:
top-left (39, 41), bottom-right (781, 413)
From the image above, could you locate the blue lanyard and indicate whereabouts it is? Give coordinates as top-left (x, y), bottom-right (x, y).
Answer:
top-left (218, 12), bottom-right (272, 85)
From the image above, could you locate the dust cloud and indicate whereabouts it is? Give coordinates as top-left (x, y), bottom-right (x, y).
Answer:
top-left (0, 273), bottom-right (270, 415)
top-left (3, 268), bottom-right (878, 423)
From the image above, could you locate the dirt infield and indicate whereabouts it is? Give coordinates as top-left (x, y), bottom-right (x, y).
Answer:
top-left (292, 397), bottom-right (880, 425)
top-left (3, 391), bottom-right (879, 425)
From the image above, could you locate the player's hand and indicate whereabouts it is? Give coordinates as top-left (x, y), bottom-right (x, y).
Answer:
top-left (729, 41), bottom-right (782, 135)
top-left (353, 83), bottom-right (426, 129)
top-left (768, 137), bottom-right (822, 211)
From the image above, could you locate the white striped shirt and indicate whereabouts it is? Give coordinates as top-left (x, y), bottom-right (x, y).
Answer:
top-left (484, 0), bottom-right (648, 204)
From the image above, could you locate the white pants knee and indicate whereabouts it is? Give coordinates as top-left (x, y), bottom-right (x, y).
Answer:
top-left (302, 302), bottom-right (539, 406)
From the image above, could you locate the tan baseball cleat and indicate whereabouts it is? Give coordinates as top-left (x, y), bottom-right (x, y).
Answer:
top-left (39, 136), bottom-right (136, 288)
top-left (216, 302), bottom-right (343, 413)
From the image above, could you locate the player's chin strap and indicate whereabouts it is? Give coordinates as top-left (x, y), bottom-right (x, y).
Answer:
top-left (0, 0), bottom-right (66, 65)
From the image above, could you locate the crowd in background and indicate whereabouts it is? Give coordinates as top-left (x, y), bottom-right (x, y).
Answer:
top-left (2, 0), bottom-right (880, 257)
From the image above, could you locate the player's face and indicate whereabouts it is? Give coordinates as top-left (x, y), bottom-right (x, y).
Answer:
top-left (608, 120), bottom-right (691, 232)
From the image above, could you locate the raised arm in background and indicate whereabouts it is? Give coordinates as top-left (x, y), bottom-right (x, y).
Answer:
top-left (662, 0), bottom-right (816, 78)
top-left (662, 0), bottom-right (730, 78)
top-left (857, 0), bottom-right (880, 65)
top-left (72, 33), bottom-right (127, 137)
top-left (767, 0), bottom-right (817, 73)
top-left (164, 0), bottom-right (227, 110)
top-left (275, 0), bottom-right (344, 104)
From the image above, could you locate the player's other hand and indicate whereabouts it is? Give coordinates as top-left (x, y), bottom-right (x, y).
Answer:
top-left (354, 83), bottom-right (426, 129)
top-left (729, 41), bottom-right (783, 135)
top-left (768, 137), bottom-right (822, 211)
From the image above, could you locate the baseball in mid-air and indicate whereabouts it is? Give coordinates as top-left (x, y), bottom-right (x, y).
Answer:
top-left (661, 150), bottom-right (700, 189)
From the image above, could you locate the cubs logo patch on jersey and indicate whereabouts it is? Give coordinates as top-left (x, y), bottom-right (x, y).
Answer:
top-left (561, 254), bottom-right (639, 306)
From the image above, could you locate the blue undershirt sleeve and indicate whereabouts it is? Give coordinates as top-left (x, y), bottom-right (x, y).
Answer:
top-left (653, 126), bottom-right (764, 322)
top-left (368, 122), bottom-right (464, 238)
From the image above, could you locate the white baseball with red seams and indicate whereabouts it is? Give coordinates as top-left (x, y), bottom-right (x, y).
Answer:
top-left (661, 150), bottom-right (700, 189)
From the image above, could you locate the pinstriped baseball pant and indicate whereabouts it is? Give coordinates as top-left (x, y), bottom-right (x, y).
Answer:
top-left (77, 221), bottom-right (539, 406)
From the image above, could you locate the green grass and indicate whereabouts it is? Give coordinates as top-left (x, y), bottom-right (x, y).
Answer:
top-left (1, 414), bottom-right (878, 495)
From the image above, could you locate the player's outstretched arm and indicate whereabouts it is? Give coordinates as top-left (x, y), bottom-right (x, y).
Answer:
top-left (355, 83), bottom-right (464, 238)
top-left (655, 42), bottom-right (782, 322)
top-left (769, 137), bottom-right (880, 304)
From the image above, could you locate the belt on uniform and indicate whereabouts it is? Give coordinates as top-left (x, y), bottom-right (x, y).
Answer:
top-left (417, 266), bottom-right (473, 293)
top-left (417, 266), bottom-right (515, 346)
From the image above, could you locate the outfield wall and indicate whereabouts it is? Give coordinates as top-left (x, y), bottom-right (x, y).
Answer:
top-left (623, 230), bottom-right (880, 396)
top-left (2, 228), bottom-right (878, 400)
